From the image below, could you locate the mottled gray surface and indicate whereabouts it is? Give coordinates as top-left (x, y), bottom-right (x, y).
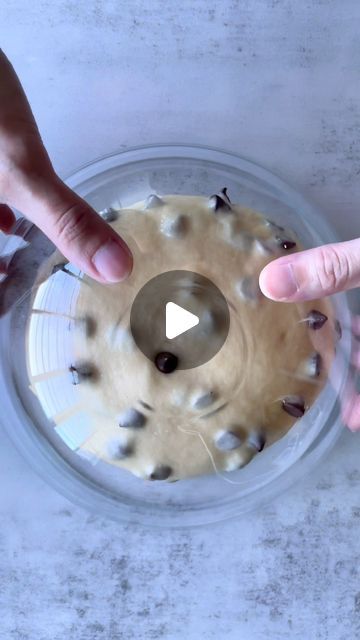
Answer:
top-left (1, 426), bottom-right (359, 640)
top-left (1, 1), bottom-right (360, 638)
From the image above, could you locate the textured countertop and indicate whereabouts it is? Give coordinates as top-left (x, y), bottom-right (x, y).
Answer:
top-left (1, 2), bottom-right (360, 639)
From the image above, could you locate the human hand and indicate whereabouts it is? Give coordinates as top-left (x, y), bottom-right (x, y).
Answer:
top-left (259, 237), bottom-right (360, 431)
top-left (0, 50), bottom-right (132, 283)
top-left (259, 239), bottom-right (360, 302)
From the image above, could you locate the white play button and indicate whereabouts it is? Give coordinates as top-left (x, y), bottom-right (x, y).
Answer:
top-left (130, 270), bottom-right (230, 370)
top-left (165, 301), bottom-right (199, 340)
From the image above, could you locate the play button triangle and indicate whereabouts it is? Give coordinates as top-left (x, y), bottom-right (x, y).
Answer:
top-left (165, 302), bottom-right (199, 340)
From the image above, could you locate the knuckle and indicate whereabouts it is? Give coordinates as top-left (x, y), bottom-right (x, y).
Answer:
top-left (54, 204), bottom-right (90, 246)
top-left (317, 245), bottom-right (351, 292)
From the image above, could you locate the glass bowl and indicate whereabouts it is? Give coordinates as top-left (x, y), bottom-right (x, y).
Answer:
top-left (0, 144), bottom-right (352, 527)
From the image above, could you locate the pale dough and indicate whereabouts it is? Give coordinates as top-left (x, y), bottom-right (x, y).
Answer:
top-left (29, 191), bottom-right (336, 481)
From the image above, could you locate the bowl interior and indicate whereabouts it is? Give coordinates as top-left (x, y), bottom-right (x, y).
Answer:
top-left (0, 145), bottom-right (351, 527)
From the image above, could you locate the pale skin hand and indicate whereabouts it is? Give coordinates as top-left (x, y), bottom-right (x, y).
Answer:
top-left (1, 52), bottom-right (358, 430)
top-left (0, 50), bottom-right (132, 283)
top-left (259, 235), bottom-right (360, 432)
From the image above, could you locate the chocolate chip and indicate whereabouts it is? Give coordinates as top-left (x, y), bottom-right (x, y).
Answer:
top-left (155, 352), bottom-right (178, 373)
top-left (281, 395), bottom-right (306, 418)
top-left (69, 362), bottom-right (98, 385)
top-left (220, 187), bottom-right (231, 203)
top-left (117, 442), bottom-right (133, 458)
top-left (107, 439), bottom-right (134, 460)
top-left (306, 353), bottom-right (322, 378)
top-left (118, 408), bottom-right (146, 429)
top-left (139, 401), bottom-right (154, 411)
top-left (334, 319), bottom-right (342, 339)
top-left (215, 430), bottom-right (243, 451)
top-left (144, 194), bottom-right (164, 209)
top-left (247, 431), bottom-right (266, 452)
top-left (276, 237), bottom-right (297, 250)
top-left (99, 207), bottom-right (118, 222)
top-left (160, 214), bottom-right (189, 238)
top-left (76, 315), bottom-right (97, 338)
top-left (306, 309), bottom-right (328, 330)
top-left (192, 391), bottom-right (217, 410)
top-left (149, 465), bottom-right (172, 481)
top-left (208, 194), bottom-right (232, 212)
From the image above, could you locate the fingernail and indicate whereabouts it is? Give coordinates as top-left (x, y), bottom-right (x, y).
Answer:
top-left (92, 239), bottom-right (132, 282)
top-left (259, 262), bottom-right (298, 300)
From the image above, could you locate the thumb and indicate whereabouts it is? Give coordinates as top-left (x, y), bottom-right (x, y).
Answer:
top-left (259, 239), bottom-right (360, 302)
top-left (14, 173), bottom-right (133, 283)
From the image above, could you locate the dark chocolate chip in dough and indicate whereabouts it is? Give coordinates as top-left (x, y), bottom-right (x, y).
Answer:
top-left (281, 395), bottom-right (306, 418)
top-left (118, 408), bottom-right (146, 429)
top-left (161, 213), bottom-right (189, 238)
top-left (108, 440), bottom-right (134, 460)
top-left (155, 352), bottom-right (178, 374)
top-left (276, 237), bottom-right (297, 250)
top-left (76, 315), bottom-right (97, 338)
top-left (215, 430), bottom-right (243, 451)
top-left (144, 194), bottom-right (164, 209)
top-left (208, 194), bottom-right (232, 212)
top-left (149, 465), bottom-right (172, 481)
top-left (220, 187), bottom-right (231, 203)
top-left (247, 431), bottom-right (266, 452)
top-left (69, 362), bottom-right (98, 385)
top-left (99, 207), bottom-right (118, 222)
top-left (85, 316), bottom-right (97, 338)
top-left (306, 309), bottom-right (328, 330)
top-left (334, 319), bottom-right (342, 339)
top-left (192, 390), bottom-right (217, 410)
top-left (139, 400), bottom-right (154, 411)
top-left (307, 353), bottom-right (322, 378)
top-left (116, 442), bottom-right (134, 458)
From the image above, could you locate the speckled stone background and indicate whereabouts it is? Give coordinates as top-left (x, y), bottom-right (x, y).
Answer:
top-left (1, 1), bottom-right (360, 639)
